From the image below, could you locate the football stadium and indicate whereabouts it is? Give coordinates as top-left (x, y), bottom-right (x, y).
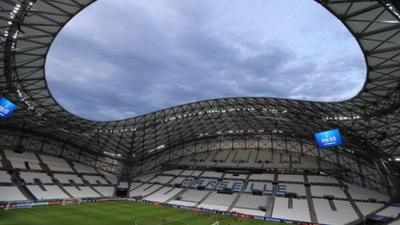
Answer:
top-left (0, 0), bottom-right (400, 225)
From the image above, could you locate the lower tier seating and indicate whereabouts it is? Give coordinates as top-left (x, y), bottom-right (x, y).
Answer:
top-left (313, 199), bottom-right (359, 225)
top-left (198, 192), bottom-right (237, 211)
top-left (272, 197), bottom-right (311, 222)
top-left (63, 186), bottom-right (100, 198)
top-left (0, 186), bottom-right (27, 202)
top-left (27, 185), bottom-right (69, 200)
top-left (144, 187), bottom-right (183, 203)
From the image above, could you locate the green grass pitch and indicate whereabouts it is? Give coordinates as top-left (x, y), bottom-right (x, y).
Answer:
top-left (0, 201), bottom-right (285, 225)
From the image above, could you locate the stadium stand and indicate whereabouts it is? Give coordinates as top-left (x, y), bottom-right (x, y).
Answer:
top-left (198, 192), bottom-right (238, 211)
top-left (310, 185), bottom-right (347, 199)
top-left (375, 206), bottom-right (400, 218)
top-left (313, 199), bottom-right (359, 225)
top-left (129, 183), bottom-right (162, 197)
top-left (272, 197), bottom-right (311, 222)
top-left (39, 155), bottom-right (74, 172)
top-left (19, 172), bottom-right (53, 184)
top-left (93, 186), bottom-right (115, 197)
top-left (64, 186), bottom-right (100, 198)
top-left (4, 150), bottom-right (41, 170)
top-left (0, 186), bottom-right (27, 202)
top-left (168, 189), bottom-right (209, 207)
top-left (144, 187), bottom-right (183, 203)
top-left (83, 175), bottom-right (108, 185)
top-left (53, 173), bottom-right (84, 184)
top-left (26, 185), bottom-right (70, 200)
top-left (72, 162), bottom-right (98, 174)
top-left (232, 193), bottom-right (268, 210)
top-left (149, 175), bottom-right (174, 184)
top-left (0, 170), bottom-right (11, 183)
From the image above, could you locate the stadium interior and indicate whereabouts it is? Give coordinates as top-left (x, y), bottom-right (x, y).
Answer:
top-left (0, 0), bottom-right (400, 225)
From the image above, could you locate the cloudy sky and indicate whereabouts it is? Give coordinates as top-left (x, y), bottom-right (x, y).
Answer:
top-left (46, 0), bottom-right (366, 121)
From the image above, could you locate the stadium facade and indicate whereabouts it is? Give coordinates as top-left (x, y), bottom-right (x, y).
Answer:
top-left (0, 0), bottom-right (400, 211)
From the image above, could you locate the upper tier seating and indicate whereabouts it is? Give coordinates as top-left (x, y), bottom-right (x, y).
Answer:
top-left (0, 170), bottom-right (11, 183)
top-left (27, 185), bottom-right (69, 200)
top-left (223, 173), bottom-right (247, 180)
top-left (39, 154), bottom-right (73, 172)
top-left (313, 199), bottom-right (358, 225)
top-left (278, 174), bottom-right (304, 183)
top-left (72, 162), bottom-right (98, 174)
top-left (83, 175), bottom-right (108, 185)
top-left (356, 202), bottom-right (384, 216)
top-left (129, 184), bottom-right (162, 197)
top-left (54, 173), bottom-right (84, 184)
top-left (201, 171), bottom-right (223, 178)
top-left (162, 169), bottom-right (182, 176)
top-left (234, 194), bottom-right (268, 209)
top-left (346, 183), bottom-right (390, 202)
top-left (64, 186), bottom-right (100, 198)
top-left (170, 177), bottom-right (186, 185)
top-left (180, 170), bottom-right (202, 177)
top-left (144, 187), bottom-right (183, 203)
top-left (149, 175), bottom-right (174, 184)
top-left (100, 171), bottom-right (118, 184)
top-left (248, 173), bottom-right (274, 181)
top-left (310, 185), bottom-right (347, 199)
top-left (93, 186), bottom-right (115, 197)
top-left (19, 172), bottom-right (53, 184)
top-left (307, 175), bottom-right (339, 184)
top-left (0, 186), bottom-right (27, 202)
top-left (272, 197), bottom-right (311, 222)
top-left (233, 150), bottom-right (249, 162)
top-left (376, 206), bottom-right (400, 218)
top-left (213, 150), bottom-right (230, 162)
top-left (198, 192), bottom-right (237, 211)
top-left (132, 173), bottom-right (156, 182)
top-left (5, 150), bottom-right (41, 170)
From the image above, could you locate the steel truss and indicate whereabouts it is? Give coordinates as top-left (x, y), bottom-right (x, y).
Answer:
top-left (0, 0), bottom-right (399, 196)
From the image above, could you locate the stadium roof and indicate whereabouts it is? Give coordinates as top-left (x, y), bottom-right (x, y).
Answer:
top-left (0, 0), bottom-right (400, 193)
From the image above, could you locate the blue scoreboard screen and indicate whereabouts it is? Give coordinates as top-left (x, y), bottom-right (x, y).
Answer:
top-left (314, 128), bottom-right (343, 148)
top-left (0, 97), bottom-right (16, 119)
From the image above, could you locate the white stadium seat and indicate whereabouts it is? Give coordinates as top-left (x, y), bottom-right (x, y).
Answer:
top-left (313, 199), bottom-right (359, 225)
top-left (234, 194), bottom-right (268, 209)
top-left (39, 155), bottom-right (74, 172)
top-left (54, 173), bottom-right (84, 184)
top-left (72, 162), bottom-right (98, 174)
top-left (5, 150), bottom-right (41, 170)
top-left (93, 186), bottom-right (115, 197)
top-left (83, 175), bottom-right (108, 185)
top-left (272, 197), bottom-right (311, 222)
top-left (0, 170), bottom-right (12, 183)
top-left (144, 187), bottom-right (183, 203)
top-left (27, 185), bottom-right (69, 200)
top-left (198, 192), bottom-right (237, 211)
top-left (0, 186), bottom-right (27, 202)
top-left (149, 175), bottom-right (174, 184)
top-left (19, 172), bottom-right (53, 184)
top-left (64, 186), bottom-right (100, 198)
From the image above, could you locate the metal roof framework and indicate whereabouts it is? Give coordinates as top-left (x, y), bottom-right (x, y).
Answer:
top-left (0, 0), bottom-right (399, 195)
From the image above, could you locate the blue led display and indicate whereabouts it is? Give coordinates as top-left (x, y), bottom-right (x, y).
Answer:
top-left (314, 128), bottom-right (343, 148)
top-left (0, 97), bottom-right (16, 119)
